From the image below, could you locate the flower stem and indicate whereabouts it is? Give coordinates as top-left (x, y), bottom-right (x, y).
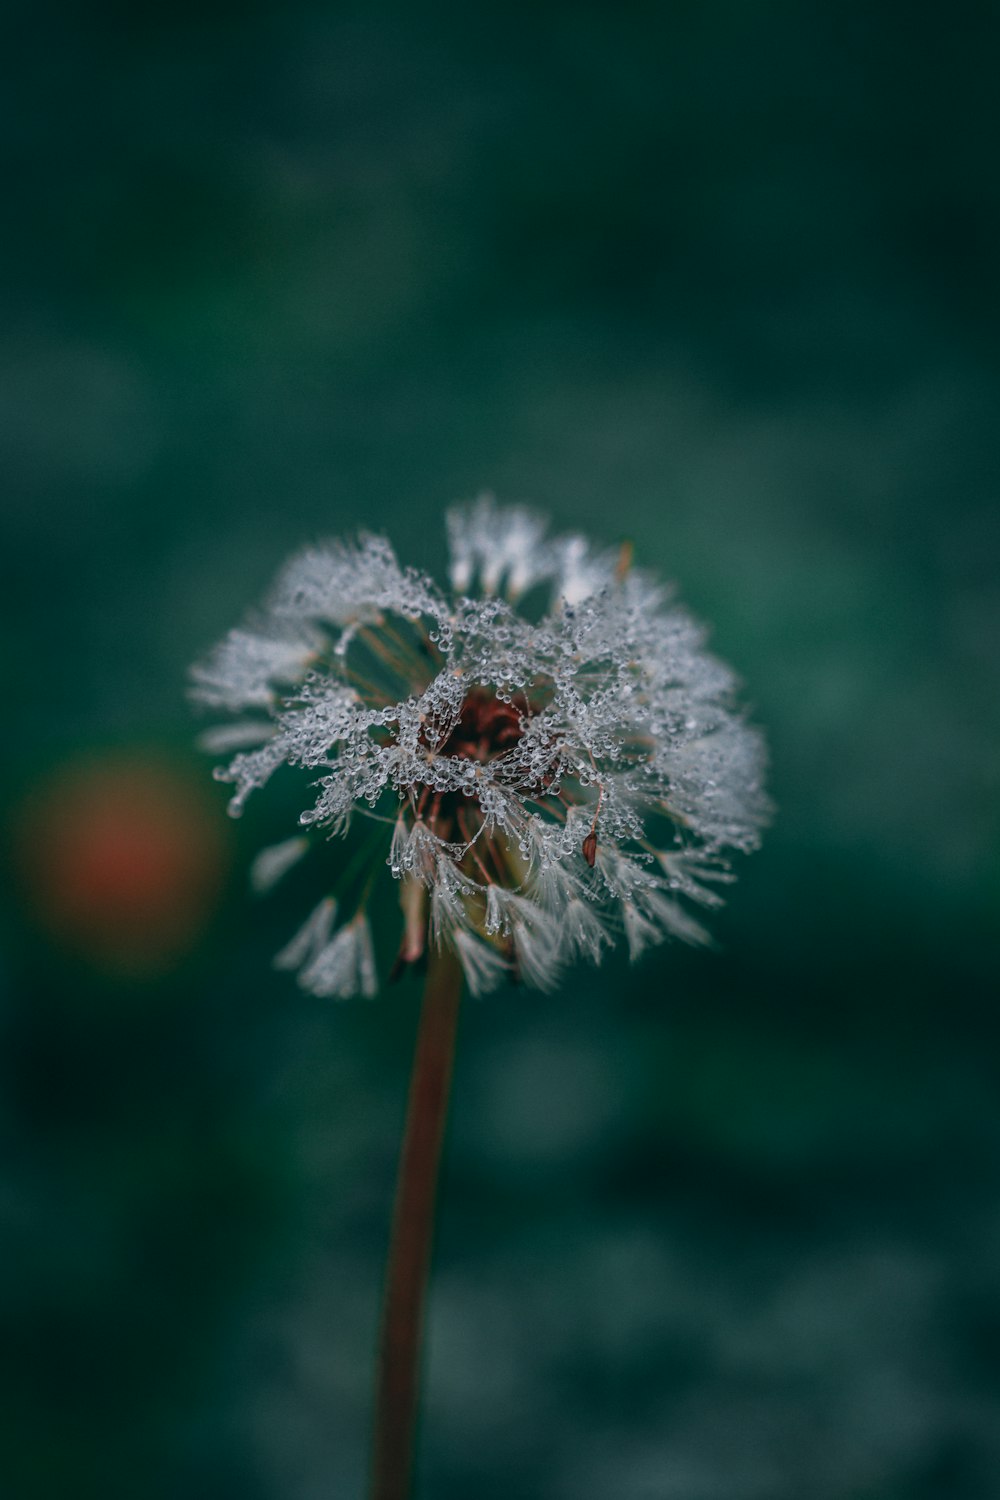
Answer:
top-left (369, 944), bottom-right (464, 1500)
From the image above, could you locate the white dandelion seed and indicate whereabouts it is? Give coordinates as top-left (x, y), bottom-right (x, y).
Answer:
top-left (249, 835), bottom-right (309, 894)
top-left (299, 913), bottom-right (378, 1000)
top-left (273, 896), bottom-right (337, 972)
top-left (191, 497), bottom-right (769, 998)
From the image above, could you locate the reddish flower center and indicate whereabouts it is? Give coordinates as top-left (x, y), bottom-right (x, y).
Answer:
top-left (439, 687), bottom-right (525, 762)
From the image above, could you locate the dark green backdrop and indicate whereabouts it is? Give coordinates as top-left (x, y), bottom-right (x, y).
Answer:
top-left (3, 4), bottom-right (998, 1498)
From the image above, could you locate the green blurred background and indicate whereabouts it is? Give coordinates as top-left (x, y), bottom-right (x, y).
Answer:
top-left (3, 4), bottom-right (999, 1497)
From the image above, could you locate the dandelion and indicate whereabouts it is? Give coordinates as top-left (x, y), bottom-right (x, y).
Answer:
top-left (192, 496), bottom-right (768, 994)
top-left (191, 495), bottom-right (769, 1499)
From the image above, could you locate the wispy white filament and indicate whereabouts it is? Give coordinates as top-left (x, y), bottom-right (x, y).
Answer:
top-left (249, 836), bottom-right (309, 894)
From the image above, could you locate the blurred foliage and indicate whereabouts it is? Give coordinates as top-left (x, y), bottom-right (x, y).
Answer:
top-left (1, 3), bottom-right (998, 1497)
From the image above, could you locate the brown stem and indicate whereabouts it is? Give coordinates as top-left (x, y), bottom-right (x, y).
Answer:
top-left (369, 943), bottom-right (464, 1500)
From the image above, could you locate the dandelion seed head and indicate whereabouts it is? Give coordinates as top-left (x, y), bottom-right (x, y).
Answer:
top-left (191, 496), bottom-right (770, 997)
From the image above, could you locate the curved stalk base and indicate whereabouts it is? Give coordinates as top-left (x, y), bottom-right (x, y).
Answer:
top-left (369, 944), bottom-right (464, 1500)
